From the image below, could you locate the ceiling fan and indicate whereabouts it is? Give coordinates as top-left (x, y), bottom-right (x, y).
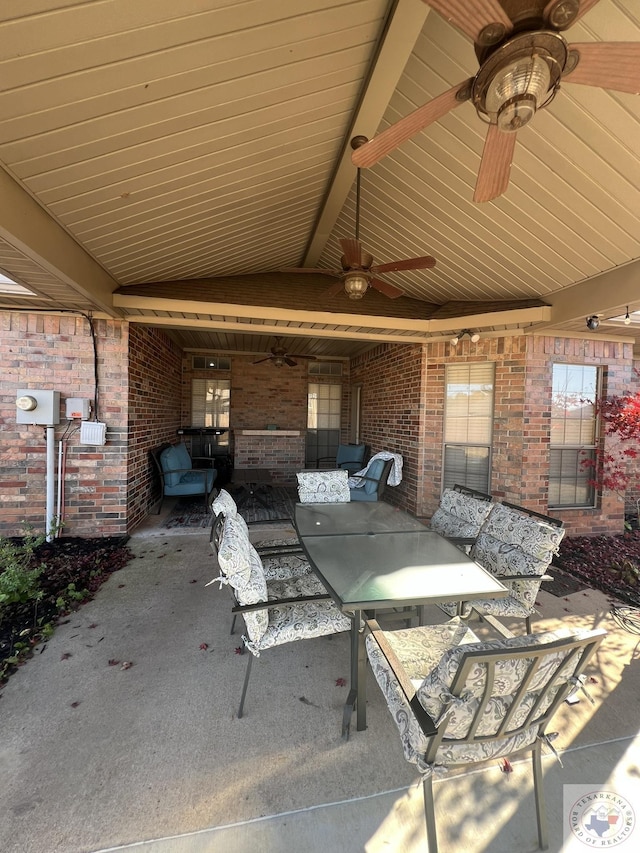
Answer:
top-left (252, 337), bottom-right (317, 368)
top-left (352, 0), bottom-right (640, 202)
top-left (279, 161), bottom-right (436, 299)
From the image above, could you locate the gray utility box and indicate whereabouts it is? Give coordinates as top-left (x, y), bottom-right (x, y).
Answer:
top-left (16, 389), bottom-right (61, 425)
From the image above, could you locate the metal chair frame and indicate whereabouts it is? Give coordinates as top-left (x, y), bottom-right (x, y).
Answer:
top-left (366, 618), bottom-right (606, 852)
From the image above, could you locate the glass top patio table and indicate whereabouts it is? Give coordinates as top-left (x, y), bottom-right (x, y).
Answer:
top-left (295, 504), bottom-right (506, 611)
top-left (294, 501), bottom-right (507, 737)
top-left (294, 500), bottom-right (426, 538)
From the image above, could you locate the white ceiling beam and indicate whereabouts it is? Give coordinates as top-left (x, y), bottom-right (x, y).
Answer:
top-left (531, 257), bottom-right (640, 331)
top-left (303, 0), bottom-right (431, 266)
top-left (114, 292), bottom-right (549, 333)
top-left (0, 168), bottom-right (121, 316)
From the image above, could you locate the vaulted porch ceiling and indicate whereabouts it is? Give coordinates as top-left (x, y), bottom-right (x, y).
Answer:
top-left (1, 1), bottom-right (640, 359)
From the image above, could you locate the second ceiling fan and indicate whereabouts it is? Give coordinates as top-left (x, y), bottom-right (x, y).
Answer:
top-left (352, 0), bottom-right (640, 202)
top-left (280, 156), bottom-right (436, 300)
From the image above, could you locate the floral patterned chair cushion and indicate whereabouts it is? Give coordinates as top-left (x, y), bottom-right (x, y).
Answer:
top-left (366, 619), bottom-right (602, 776)
top-left (216, 515), bottom-right (253, 587)
top-left (296, 469), bottom-right (351, 503)
top-left (211, 488), bottom-right (238, 519)
top-left (440, 502), bottom-right (565, 624)
top-left (261, 552), bottom-right (313, 580)
top-left (235, 543), bottom-right (350, 655)
top-left (429, 488), bottom-right (493, 540)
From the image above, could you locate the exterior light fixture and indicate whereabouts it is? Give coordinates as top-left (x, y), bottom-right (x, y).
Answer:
top-left (343, 272), bottom-right (369, 300)
top-left (624, 307), bottom-right (631, 325)
top-left (472, 33), bottom-right (566, 133)
top-left (586, 316), bottom-right (600, 331)
top-left (451, 329), bottom-right (480, 346)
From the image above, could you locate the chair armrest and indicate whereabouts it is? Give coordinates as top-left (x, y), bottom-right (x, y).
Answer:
top-left (467, 609), bottom-right (516, 639)
top-left (315, 456), bottom-right (334, 468)
top-left (365, 618), bottom-right (438, 737)
top-left (349, 474), bottom-right (378, 486)
top-left (232, 593), bottom-right (331, 613)
top-left (190, 456), bottom-right (216, 467)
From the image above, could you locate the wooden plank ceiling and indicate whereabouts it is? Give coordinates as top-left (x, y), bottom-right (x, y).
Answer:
top-left (1, 0), bottom-right (640, 359)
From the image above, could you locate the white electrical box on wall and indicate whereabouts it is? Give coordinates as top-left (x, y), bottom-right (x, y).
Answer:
top-left (66, 397), bottom-right (91, 419)
top-left (16, 389), bottom-right (60, 425)
top-left (80, 421), bottom-right (107, 445)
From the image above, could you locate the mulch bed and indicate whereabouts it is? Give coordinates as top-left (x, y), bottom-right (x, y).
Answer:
top-left (1, 536), bottom-right (133, 688)
top-left (552, 530), bottom-right (640, 607)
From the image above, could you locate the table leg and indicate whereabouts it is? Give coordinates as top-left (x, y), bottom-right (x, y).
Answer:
top-left (356, 613), bottom-right (367, 732)
top-left (342, 609), bottom-right (366, 739)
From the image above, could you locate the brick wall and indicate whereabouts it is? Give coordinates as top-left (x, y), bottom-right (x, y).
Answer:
top-left (127, 325), bottom-right (183, 529)
top-left (350, 343), bottom-right (426, 515)
top-left (419, 335), bottom-right (634, 536)
top-left (0, 311), bottom-right (129, 537)
top-left (234, 432), bottom-right (306, 483)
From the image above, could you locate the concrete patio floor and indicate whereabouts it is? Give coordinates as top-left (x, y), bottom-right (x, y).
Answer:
top-left (1, 508), bottom-right (639, 853)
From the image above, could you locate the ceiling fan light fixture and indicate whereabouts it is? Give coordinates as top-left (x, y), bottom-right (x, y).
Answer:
top-left (344, 272), bottom-right (369, 300)
top-left (473, 32), bottom-right (566, 135)
top-left (486, 53), bottom-right (551, 131)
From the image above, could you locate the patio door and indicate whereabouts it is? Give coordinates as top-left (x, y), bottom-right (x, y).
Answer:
top-left (306, 381), bottom-right (341, 467)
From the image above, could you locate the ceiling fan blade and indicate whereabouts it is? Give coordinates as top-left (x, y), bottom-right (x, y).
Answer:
top-left (288, 353), bottom-right (317, 360)
top-left (473, 124), bottom-right (517, 203)
top-left (252, 356), bottom-right (272, 364)
top-left (352, 80), bottom-right (473, 169)
top-left (564, 43), bottom-right (640, 95)
top-left (278, 267), bottom-right (342, 277)
top-left (324, 279), bottom-right (347, 297)
top-left (423, 1), bottom-right (512, 43)
top-left (284, 357), bottom-right (297, 367)
top-left (372, 255), bottom-right (436, 274)
top-left (369, 277), bottom-right (404, 299)
top-left (339, 237), bottom-right (363, 267)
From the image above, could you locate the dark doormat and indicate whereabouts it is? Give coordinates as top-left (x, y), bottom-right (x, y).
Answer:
top-left (542, 566), bottom-right (590, 597)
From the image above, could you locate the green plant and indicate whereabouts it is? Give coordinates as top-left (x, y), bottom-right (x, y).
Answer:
top-left (55, 582), bottom-right (88, 612)
top-left (0, 530), bottom-right (46, 609)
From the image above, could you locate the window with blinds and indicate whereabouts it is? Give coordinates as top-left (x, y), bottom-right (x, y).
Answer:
top-left (549, 363), bottom-right (598, 508)
top-left (191, 378), bottom-right (230, 428)
top-left (443, 363), bottom-right (494, 492)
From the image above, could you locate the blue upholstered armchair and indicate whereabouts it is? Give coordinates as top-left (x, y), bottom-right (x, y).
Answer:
top-left (151, 442), bottom-right (217, 513)
top-left (318, 442), bottom-right (369, 475)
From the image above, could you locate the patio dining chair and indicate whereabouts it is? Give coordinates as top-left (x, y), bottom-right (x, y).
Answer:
top-left (210, 513), bottom-right (351, 718)
top-left (440, 501), bottom-right (565, 633)
top-left (429, 484), bottom-right (493, 551)
top-left (365, 616), bottom-right (606, 852)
